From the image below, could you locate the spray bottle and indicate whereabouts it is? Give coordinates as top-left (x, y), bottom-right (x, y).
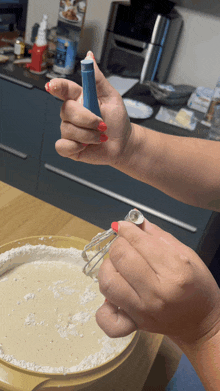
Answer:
top-left (26, 14), bottom-right (48, 74)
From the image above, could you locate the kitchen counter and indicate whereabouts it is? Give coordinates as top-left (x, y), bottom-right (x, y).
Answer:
top-left (0, 52), bottom-right (82, 91)
top-left (0, 54), bottom-right (210, 139)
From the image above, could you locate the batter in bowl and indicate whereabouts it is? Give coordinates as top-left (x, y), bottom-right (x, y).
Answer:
top-left (0, 244), bottom-right (133, 374)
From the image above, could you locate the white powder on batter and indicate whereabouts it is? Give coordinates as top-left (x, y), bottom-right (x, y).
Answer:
top-left (0, 243), bottom-right (134, 374)
top-left (24, 293), bottom-right (35, 301)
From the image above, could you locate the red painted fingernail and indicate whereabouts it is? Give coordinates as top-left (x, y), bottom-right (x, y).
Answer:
top-left (98, 121), bottom-right (107, 132)
top-left (100, 134), bottom-right (108, 143)
top-left (45, 82), bottom-right (50, 92)
top-left (105, 298), bottom-right (108, 303)
top-left (111, 222), bottom-right (118, 233)
top-left (82, 143), bottom-right (88, 146)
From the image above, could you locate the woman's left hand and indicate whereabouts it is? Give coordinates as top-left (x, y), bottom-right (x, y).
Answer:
top-left (96, 218), bottom-right (220, 346)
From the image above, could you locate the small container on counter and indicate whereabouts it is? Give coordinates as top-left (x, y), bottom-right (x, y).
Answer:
top-left (208, 104), bottom-right (220, 141)
top-left (14, 38), bottom-right (25, 59)
top-left (205, 77), bottom-right (220, 123)
top-left (53, 35), bottom-right (77, 75)
top-left (26, 14), bottom-right (48, 74)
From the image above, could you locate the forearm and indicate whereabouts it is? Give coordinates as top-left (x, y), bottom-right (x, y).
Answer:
top-left (171, 323), bottom-right (220, 391)
top-left (114, 123), bottom-right (220, 211)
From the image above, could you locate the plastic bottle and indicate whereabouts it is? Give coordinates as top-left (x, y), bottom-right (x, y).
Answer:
top-left (14, 37), bottom-right (25, 59)
top-left (53, 32), bottom-right (77, 76)
top-left (26, 15), bottom-right (48, 74)
top-left (205, 77), bottom-right (220, 123)
top-left (208, 104), bottom-right (220, 141)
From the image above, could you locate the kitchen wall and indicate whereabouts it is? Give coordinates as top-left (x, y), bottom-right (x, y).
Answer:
top-left (77, 0), bottom-right (129, 59)
top-left (79, 3), bottom-right (220, 89)
top-left (25, 0), bottom-right (129, 56)
top-left (168, 6), bottom-right (220, 88)
top-left (25, 0), bottom-right (60, 43)
top-left (25, 1), bottom-right (220, 89)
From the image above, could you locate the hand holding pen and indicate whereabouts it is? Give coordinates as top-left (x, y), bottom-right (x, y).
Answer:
top-left (45, 51), bottom-right (132, 166)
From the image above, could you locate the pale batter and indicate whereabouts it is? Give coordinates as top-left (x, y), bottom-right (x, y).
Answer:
top-left (0, 245), bottom-right (133, 373)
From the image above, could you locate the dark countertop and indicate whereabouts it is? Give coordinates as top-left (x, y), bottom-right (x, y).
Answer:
top-left (0, 53), bottom-right (82, 90)
top-left (122, 82), bottom-right (210, 139)
top-left (0, 54), bottom-right (210, 139)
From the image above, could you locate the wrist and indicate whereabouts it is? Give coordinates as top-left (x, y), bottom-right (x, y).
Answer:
top-left (112, 123), bottom-right (162, 182)
top-left (170, 311), bottom-right (220, 358)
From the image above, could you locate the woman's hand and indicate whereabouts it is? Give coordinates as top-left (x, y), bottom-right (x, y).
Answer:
top-left (45, 51), bottom-right (132, 166)
top-left (96, 217), bottom-right (220, 346)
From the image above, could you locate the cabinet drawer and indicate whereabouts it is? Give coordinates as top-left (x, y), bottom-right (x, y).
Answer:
top-left (0, 79), bottom-right (46, 158)
top-left (0, 150), bottom-right (5, 180)
top-left (37, 162), bottom-right (213, 252)
top-left (42, 97), bottom-right (211, 235)
top-left (3, 153), bottom-right (39, 196)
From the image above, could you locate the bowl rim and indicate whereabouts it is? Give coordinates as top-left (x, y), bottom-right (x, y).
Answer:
top-left (0, 235), bottom-right (139, 381)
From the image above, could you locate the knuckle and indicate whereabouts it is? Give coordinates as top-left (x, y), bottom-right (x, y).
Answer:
top-left (90, 116), bottom-right (100, 130)
top-left (60, 121), bottom-right (73, 138)
top-left (109, 238), bottom-right (127, 261)
top-left (60, 121), bottom-right (66, 134)
top-left (128, 234), bottom-right (143, 249)
top-left (98, 276), bottom-right (113, 296)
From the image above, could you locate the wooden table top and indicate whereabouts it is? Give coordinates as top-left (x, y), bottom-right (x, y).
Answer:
top-left (0, 181), bottom-right (103, 247)
top-left (0, 181), bottom-right (170, 390)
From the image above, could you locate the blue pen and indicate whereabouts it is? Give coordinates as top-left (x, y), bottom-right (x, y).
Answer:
top-left (81, 59), bottom-right (101, 117)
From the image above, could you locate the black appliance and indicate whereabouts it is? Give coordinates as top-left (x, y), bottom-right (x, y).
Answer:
top-left (100, 1), bottom-right (183, 84)
top-left (0, 0), bottom-right (28, 32)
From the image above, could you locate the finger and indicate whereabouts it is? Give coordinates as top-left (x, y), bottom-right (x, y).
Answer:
top-left (45, 51), bottom-right (118, 103)
top-left (141, 218), bottom-right (187, 250)
top-left (45, 78), bottom-right (82, 102)
top-left (85, 51), bottom-right (117, 99)
top-left (112, 220), bottom-right (182, 272)
top-left (60, 100), bottom-right (102, 129)
top-left (98, 258), bottom-right (142, 317)
top-left (108, 236), bottom-right (158, 295)
top-left (96, 301), bottom-right (137, 338)
top-left (55, 138), bottom-right (88, 159)
top-left (60, 120), bottom-right (103, 145)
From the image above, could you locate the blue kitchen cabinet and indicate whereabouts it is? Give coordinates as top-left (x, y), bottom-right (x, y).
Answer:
top-left (0, 75), bottom-right (45, 195)
top-left (37, 93), bottom-right (216, 264)
top-left (0, 79), bottom-right (4, 179)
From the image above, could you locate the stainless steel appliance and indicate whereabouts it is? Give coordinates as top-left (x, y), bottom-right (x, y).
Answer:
top-left (100, 1), bottom-right (183, 84)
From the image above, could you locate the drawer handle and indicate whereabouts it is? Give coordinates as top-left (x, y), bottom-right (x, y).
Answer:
top-left (0, 73), bottom-right (34, 89)
top-left (44, 163), bottom-right (197, 233)
top-left (0, 143), bottom-right (28, 159)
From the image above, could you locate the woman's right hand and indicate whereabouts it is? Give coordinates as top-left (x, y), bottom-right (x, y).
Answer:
top-left (45, 51), bottom-right (133, 167)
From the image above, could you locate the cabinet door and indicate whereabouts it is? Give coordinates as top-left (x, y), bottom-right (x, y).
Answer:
top-left (42, 94), bottom-right (212, 239)
top-left (0, 77), bottom-right (45, 159)
top-left (37, 162), bottom-right (214, 257)
top-left (0, 76), bottom-right (47, 195)
top-left (0, 78), bottom-right (5, 180)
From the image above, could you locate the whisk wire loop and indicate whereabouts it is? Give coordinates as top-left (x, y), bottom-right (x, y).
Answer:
top-left (82, 209), bottom-right (144, 276)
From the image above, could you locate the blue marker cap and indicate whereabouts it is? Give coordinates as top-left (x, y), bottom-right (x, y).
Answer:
top-left (81, 59), bottom-right (94, 72)
top-left (81, 59), bottom-right (101, 118)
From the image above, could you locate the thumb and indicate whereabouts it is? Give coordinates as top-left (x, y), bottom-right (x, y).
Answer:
top-left (85, 51), bottom-right (117, 99)
top-left (45, 51), bottom-right (116, 102)
top-left (96, 300), bottom-right (137, 338)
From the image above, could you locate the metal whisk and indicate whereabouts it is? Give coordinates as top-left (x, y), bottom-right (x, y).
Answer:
top-left (82, 209), bottom-right (145, 276)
